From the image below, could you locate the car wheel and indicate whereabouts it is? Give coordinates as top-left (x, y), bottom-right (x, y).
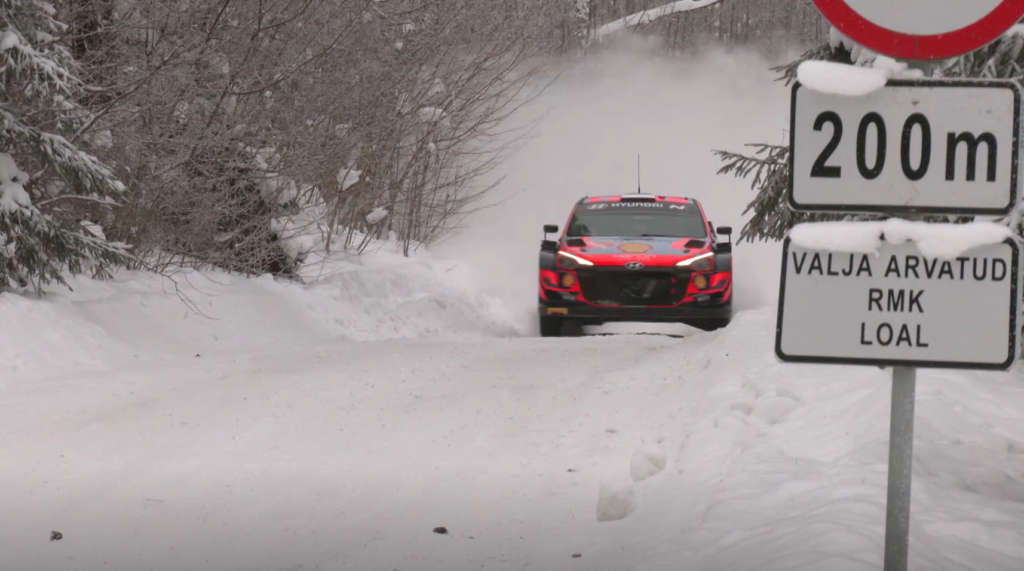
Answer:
top-left (689, 318), bottom-right (731, 332)
top-left (562, 320), bottom-right (585, 337)
top-left (539, 316), bottom-right (564, 337)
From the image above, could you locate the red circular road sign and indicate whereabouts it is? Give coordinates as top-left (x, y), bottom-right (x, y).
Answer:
top-left (813, 0), bottom-right (1024, 60)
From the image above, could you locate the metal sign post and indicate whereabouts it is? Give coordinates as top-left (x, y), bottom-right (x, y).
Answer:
top-left (887, 60), bottom-right (922, 571)
top-left (781, 5), bottom-right (1024, 571)
top-left (884, 366), bottom-right (915, 571)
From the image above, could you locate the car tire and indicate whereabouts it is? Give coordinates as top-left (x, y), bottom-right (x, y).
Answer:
top-left (539, 316), bottom-right (564, 337)
top-left (689, 318), bottom-right (731, 332)
top-left (562, 320), bottom-right (585, 337)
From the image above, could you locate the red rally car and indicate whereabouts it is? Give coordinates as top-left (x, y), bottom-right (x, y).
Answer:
top-left (538, 193), bottom-right (734, 337)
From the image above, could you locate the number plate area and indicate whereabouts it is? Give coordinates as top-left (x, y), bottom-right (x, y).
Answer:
top-left (577, 269), bottom-right (684, 307)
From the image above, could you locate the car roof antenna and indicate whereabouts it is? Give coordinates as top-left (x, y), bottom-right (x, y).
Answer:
top-left (637, 154), bottom-right (641, 194)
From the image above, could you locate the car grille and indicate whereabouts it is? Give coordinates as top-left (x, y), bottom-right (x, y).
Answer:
top-left (576, 269), bottom-right (689, 306)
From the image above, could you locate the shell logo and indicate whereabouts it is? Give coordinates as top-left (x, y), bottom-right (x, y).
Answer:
top-left (617, 242), bottom-right (653, 254)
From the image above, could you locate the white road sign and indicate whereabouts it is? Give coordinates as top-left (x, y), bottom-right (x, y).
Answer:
top-left (789, 79), bottom-right (1022, 216)
top-left (775, 238), bottom-right (1020, 370)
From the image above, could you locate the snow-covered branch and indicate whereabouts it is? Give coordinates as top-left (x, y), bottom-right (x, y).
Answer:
top-left (0, 105), bottom-right (125, 195)
top-left (593, 0), bottom-right (724, 40)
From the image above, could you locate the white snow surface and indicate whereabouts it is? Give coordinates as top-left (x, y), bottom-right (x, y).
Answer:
top-left (336, 165), bottom-right (361, 191)
top-left (6, 292), bottom-right (1024, 570)
top-left (4, 46), bottom-right (1024, 571)
top-left (79, 219), bottom-right (106, 239)
top-left (0, 152), bottom-right (33, 212)
top-left (0, 29), bottom-right (20, 52)
top-left (797, 60), bottom-right (888, 96)
top-left (596, 478), bottom-right (638, 521)
top-left (365, 205), bottom-right (388, 224)
top-left (630, 443), bottom-right (668, 482)
top-left (789, 219), bottom-right (1014, 259)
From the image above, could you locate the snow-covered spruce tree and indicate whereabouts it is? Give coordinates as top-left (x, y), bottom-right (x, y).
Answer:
top-left (0, 0), bottom-right (130, 291)
top-left (712, 41), bottom-right (857, 243)
top-left (715, 27), bottom-right (1024, 244)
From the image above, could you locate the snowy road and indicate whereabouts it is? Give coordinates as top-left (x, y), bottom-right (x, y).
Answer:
top-left (5, 308), bottom-right (1024, 571)
top-left (4, 46), bottom-right (1024, 571)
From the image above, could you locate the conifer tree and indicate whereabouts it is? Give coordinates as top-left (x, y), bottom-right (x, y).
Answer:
top-left (0, 0), bottom-right (130, 291)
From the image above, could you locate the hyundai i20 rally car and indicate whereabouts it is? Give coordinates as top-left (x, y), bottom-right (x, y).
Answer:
top-left (537, 194), bottom-right (733, 337)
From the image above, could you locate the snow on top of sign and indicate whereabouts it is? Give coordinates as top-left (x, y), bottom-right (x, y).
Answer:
top-left (797, 60), bottom-right (889, 96)
top-left (822, 28), bottom-right (925, 80)
top-left (795, 54), bottom-right (924, 97)
top-left (789, 219), bottom-right (1013, 259)
top-left (870, 55), bottom-right (923, 79)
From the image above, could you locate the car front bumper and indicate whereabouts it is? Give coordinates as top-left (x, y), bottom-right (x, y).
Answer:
top-left (537, 298), bottom-right (732, 323)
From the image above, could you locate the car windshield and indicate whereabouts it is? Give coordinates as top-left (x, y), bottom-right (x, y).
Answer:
top-left (566, 203), bottom-right (708, 238)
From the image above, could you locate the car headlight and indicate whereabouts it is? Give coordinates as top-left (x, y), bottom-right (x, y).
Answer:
top-left (677, 252), bottom-right (713, 272)
top-left (557, 250), bottom-right (593, 270)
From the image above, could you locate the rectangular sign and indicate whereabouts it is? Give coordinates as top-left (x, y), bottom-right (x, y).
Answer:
top-left (775, 238), bottom-right (1020, 369)
top-left (789, 79), bottom-right (1021, 215)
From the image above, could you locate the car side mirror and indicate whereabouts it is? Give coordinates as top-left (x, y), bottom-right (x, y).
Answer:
top-left (716, 225), bottom-right (732, 247)
top-left (541, 239), bottom-right (559, 253)
top-left (714, 242), bottom-right (732, 254)
top-left (543, 224), bottom-right (558, 236)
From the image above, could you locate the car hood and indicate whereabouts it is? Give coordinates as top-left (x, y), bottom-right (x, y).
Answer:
top-left (560, 236), bottom-right (710, 266)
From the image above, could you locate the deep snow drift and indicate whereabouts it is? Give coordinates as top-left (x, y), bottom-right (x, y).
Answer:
top-left (3, 43), bottom-right (1024, 571)
top-left (0, 247), bottom-right (524, 382)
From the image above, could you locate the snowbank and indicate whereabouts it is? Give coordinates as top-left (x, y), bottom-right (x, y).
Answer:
top-left (788, 219), bottom-right (1014, 259)
top-left (0, 244), bottom-right (523, 381)
top-left (588, 310), bottom-right (1024, 571)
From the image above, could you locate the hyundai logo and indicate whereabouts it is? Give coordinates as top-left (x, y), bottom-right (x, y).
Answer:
top-left (624, 261), bottom-right (644, 270)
